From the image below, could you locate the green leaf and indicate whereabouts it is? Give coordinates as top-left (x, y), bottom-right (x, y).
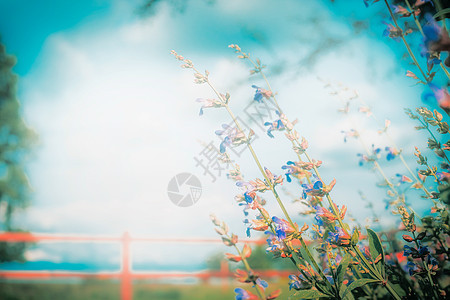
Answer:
top-left (314, 280), bottom-right (331, 295)
top-left (291, 289), bottom-right (331, 299)
top-left (390, 283), bottom-right (407, 298)
top-left (367, 229), bottom-right (385, 276)
top-left (340, 279), bottom-right (380, 299)
top-left (433, 8), bottom-right (450, 19)
top-left (343, 292), bottom-right (355, 300)
top-left (337, 253), bottom-right (351, 288)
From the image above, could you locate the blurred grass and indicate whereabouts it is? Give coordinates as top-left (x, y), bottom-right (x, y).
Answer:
top-left (0, 279), bottom-right (291, 299)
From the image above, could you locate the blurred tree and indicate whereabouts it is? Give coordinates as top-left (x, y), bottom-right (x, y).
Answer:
top-left (0, 39), bottom-right (37, 262)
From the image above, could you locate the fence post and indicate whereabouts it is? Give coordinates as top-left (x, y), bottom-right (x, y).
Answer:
top-left (121, 232), bottom-right (132, 300)
top-left (220, 260), bottom-right (229, 292)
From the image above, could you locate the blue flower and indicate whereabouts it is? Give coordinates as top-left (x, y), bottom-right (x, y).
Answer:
top-left (251, 85), bottom-right (272, 102)
top-left (264, 113), bottom-right (285, 138)
top-left (256, 278), bottom-right (268, 290)
top-left (272, 216), bottom-right (288, 240)
top-left (403, 245), bottom-right (414, 257)
top-left (288, 275), bottom-right (302, 290)
top-left (406, 261), bottom-right (418, 276)
top-left (235, 288), bottom-right (251, 300)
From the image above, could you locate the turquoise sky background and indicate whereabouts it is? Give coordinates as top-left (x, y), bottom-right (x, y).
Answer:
top-left (0, 0), bottom-right (442, 271)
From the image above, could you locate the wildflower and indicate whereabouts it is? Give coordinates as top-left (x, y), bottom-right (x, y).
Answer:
top-left (397, 206), bottom-right (416, 232)
top-left (392, 5), bottom-right (413, 17)
top-left (328, 226), bottom-right (351, 246)
top-left (341, 129), bottom-right (359, 142)
top-left (228, 164), bottom-right (244, 181)
top-left (288, 274), bottom-right (311, 290)
top-left (427, 255), bottom-right (439, 272)
top-left (422, 83), bottom-right (450, 115)
top-left (402, 234), bottom-right (414, 242)
top-left (422, 14), bottom-right (450, 67)
top-left (302, 178), bottom-right (336, 198)
top-left (265, 231), bottom-right (284, 255)
top-left (281, 161), bottom-right (313, 183)
top-left (234, 288), bottom-right (257, 300)
top-left (285, 129), bottom-right (300, 141)
top-left (255, 278), bottom-right (268, 290)
top-left (271, 216), bottom-right (298, 240)
top-left (222, 234), bottom-right (238, 247)
top-left (396, 174), bottom-right (413, 184)
top-left (236, 178), bottom-right (269, 199)
top-left (414, 0), bottom-right (432, 7)
top-left (196, 98), bottom-right (224, 115)
top-left (225, 253), bottom-right (242, 262)
top-left (359, 106), bottom-right (372, 117)
top-left (406, 261), bottom-right (419, 276)
top-left (264, 117), bottom-right (285, 138)
top-left (228, 44), bottom-right (242, 52)
top-left (378, 119), bottom-right (391, 134)
top-left (250, 218), bottom-right (269, 232)
top-left (383, 21), bottom-right (402, 41)
top-left (215, 124), bottom-right (247, 153)
top-left (403, 244), bottom-right (429, 258)
top-left (264, 167), bottom-right (284, 187)
top-left (437, 171), bottom-right (450, 182)
top-left (235, 269), bottom-right (251, 283)
top-left (251, 85), bottom-right (272, 102)
top-left (357, 145), bottom-right (381, 166)
top-left (314, 203), bottom-right (347, 224)
top-left (385, 147), bottom-right (400, 161)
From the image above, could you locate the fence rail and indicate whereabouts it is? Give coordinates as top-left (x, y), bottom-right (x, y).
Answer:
top-left (0, 232), bottom-right (293, 300)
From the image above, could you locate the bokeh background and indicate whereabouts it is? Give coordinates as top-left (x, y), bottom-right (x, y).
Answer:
top-left (0, 0), bottom-right (443, 298)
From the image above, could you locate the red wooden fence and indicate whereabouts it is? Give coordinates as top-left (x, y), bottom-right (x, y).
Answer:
top-left (0, 232), bottom-right (292, 300)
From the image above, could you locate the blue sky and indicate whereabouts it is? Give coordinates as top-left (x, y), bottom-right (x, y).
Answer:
top-left (0, 0), bottom-right (441, 271)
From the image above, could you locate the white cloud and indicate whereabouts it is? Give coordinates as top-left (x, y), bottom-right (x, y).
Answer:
top-left (12, 0), bottom-right (432, 268)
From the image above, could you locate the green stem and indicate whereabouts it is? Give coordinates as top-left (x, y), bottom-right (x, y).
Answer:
top-left (198, 69), bottom-right (333, 289)
top-left (384, 0), bottom-right (428, 81)
top-left (225, 156), bottom-right (314, 279)
top-left (355, 94), bottom-right (434, 198)
top-left (237, 52), bottom-right (402, 299)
